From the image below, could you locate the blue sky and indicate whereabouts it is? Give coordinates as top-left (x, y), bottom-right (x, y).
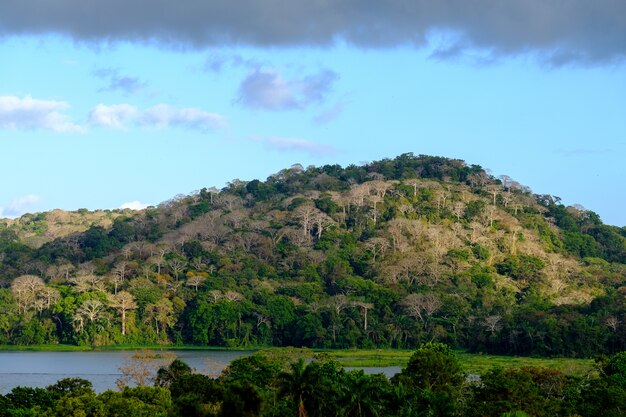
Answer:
top-left (0, 2), bottom-right (625, 226)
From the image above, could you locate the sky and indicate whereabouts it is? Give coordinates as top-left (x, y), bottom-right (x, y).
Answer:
top-left (0, 1), bottom-right (625, 226)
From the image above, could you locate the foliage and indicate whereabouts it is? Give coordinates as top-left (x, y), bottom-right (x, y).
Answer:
top-left (2, 346), bottom-right (626, 417)
top-left (0, 154), bottom-right (624, 358)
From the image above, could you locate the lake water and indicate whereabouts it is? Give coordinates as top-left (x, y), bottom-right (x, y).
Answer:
top-left (0, 350), bottom-right (250, 394)
top-left (0, 350), bottom-right (401, 394)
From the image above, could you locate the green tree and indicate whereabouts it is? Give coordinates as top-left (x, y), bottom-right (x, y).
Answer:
top-left (391, 342), bottom-right (465, 417)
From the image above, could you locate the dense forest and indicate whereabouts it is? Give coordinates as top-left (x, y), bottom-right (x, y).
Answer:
top-left (2, 344), bottom-right (626, 417)
top-left (1, 153), bottom-right (625, 356)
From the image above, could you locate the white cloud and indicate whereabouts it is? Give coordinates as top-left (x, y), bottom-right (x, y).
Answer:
top-left (141, 104), bottom-right (227, 130)
top-left (89, 103), bottom-right (226, 131)
top-left (0, 194), bottom-right (41, 218)
top-left (258, 136), bottom-right (337, 157)
top-left (120, 200), bottom-right (151, 210)
top-left (0, 95), bottom-right (84, 133)
top-left (88, 104), bottom-right (138, 129)
top-left (238, 68), bottom-right (338, 110)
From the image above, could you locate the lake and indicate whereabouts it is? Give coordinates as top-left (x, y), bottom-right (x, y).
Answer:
top-left (0, 350), bottom-right (250, 394)
top-left (0, 350), bottom-right (401, 393)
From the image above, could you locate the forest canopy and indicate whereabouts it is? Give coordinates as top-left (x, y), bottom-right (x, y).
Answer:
top-left (0, 153), bottom-right (624, 356)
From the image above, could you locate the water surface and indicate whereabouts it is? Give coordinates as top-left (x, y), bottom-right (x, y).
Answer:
top-left (0, 350), bottom-right (250, 394)
top-left (0, 350), bottom-right (401, 393)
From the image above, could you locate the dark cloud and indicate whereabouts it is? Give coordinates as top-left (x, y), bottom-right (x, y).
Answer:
top-left (0, 1), bottom-right (624, 64)
top-left (94, 68), bottom-right (147, 95)
top-left (237, 68), bottom-right (338, 110)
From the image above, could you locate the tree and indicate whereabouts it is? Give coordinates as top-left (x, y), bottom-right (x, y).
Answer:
top-left (70, 274), bottom-right (106, 293)
top-left (112, 261), bottom-right (129, 294)
top-left (116, 350), bottom-right (176, 389)
top-left (364, 237), bottom-right (389, 264)
top-left (186, 275), bottom-right (206, 292)
top-left (277, 358), bottom-right (340, 417)
top-left (144, 298), bottom-right (175, 337)
top-left (401, 293), bottom-right (442, 325)
top-left (392, 342), bottom-right (465, 417)
top-left (352, 301), bottom-right (374, 331)
top-left (74, 299), bottom-right (105, 327)
top-left (109, 291), bottom-right (137, 336)
top-left (167, 258), bottom-right (187, 280)
top-left (11, 274), bottom-right (45, 314)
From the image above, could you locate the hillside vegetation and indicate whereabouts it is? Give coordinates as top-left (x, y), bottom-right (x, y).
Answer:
top-left (0, 153), bottom-right (625, 356)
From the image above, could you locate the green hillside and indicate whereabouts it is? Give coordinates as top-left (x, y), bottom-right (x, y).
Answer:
top-left (0, 153), bottom-right (625, 356)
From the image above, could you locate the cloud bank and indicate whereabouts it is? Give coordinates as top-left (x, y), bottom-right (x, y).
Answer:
top-left (0, 1), bottom-right (625, 64)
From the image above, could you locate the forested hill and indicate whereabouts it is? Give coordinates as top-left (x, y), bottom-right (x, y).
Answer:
top-left (1, 153), bottom-right (625, 356)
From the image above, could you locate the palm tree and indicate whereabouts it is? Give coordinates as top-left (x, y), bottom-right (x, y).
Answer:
top-left (277, 358), bottom-right (317, 417)
top-left (340, 371), bottom-right (386, 417)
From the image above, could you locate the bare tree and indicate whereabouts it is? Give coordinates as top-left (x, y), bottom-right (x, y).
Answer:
top-left (112, 261), bottom-right (129, 294)
top-left (208, 290), bottom-right (223, 302)
top-left (41, 286), bottom-right (60, 309)
top-left (452, 202), bottom-right (465, 221)
top-left (605, 316), bottom-right (620, 333)
top-left (352, 300), bottom-right (374, 331)
top-left (349, 183), bottom-right (370, 207)
top-left (167, 258), bottom-right (187, 280)
top-left (117, 350), bottom-right (176, 389)
top-left (311, 210), bottom-right (334, 240)
top-left (223, 291), bottom-right (244, 302)
top-left (483, 315), bottom-right (503, 335)
top-left (144, 298), bottom-right (175, 336)
top-left (149, 247), bottom-right (168, 276)
top-left (186, 275), bottom-right (206, 292)
top-left (485, 185), bottom-right (500, 206)
top-left (401, 293), bottom-right (442, 324)
top-left (58, 262), bottom-right (75, 282)
top-left (140, 263), bottom-right (154, 279)
top-left (109, 291), bottom-right (137, 336)
top-left (330, 295), bottom-right (350, 316)
top-left (294, 203), bottom-right (317, 242)
top-left (11, 275), bottom-right (45, 314)
top-left (387, 218), bottom-right (410, 253)
top-left (370, 180), bottom-right (392, 198)
top-left (70, 274), bottom-right (106, 293)
top-left (190, 257), bottom-right (207, 272)
top-left (216, 194), bottom-right (243, 211)
top-left (404, 179), bottom-right (421, 199)
top-left (75, 299), bottom-right (105, 324)
top-left (364, 237), bottom-right (389, 264)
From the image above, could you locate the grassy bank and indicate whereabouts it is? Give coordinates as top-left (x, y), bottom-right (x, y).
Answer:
top-left (0, 344), bottom-right (597, 377)
top-left (0, 344), bottom-right (91, 352)
top-left (320, 349), bottom-right (596, 377)
top-left (0, 344), bottom-right (255, 352)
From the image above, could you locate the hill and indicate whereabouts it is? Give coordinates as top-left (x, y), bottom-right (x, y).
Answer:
top-left (0, 153), bottom-right (625, 356)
